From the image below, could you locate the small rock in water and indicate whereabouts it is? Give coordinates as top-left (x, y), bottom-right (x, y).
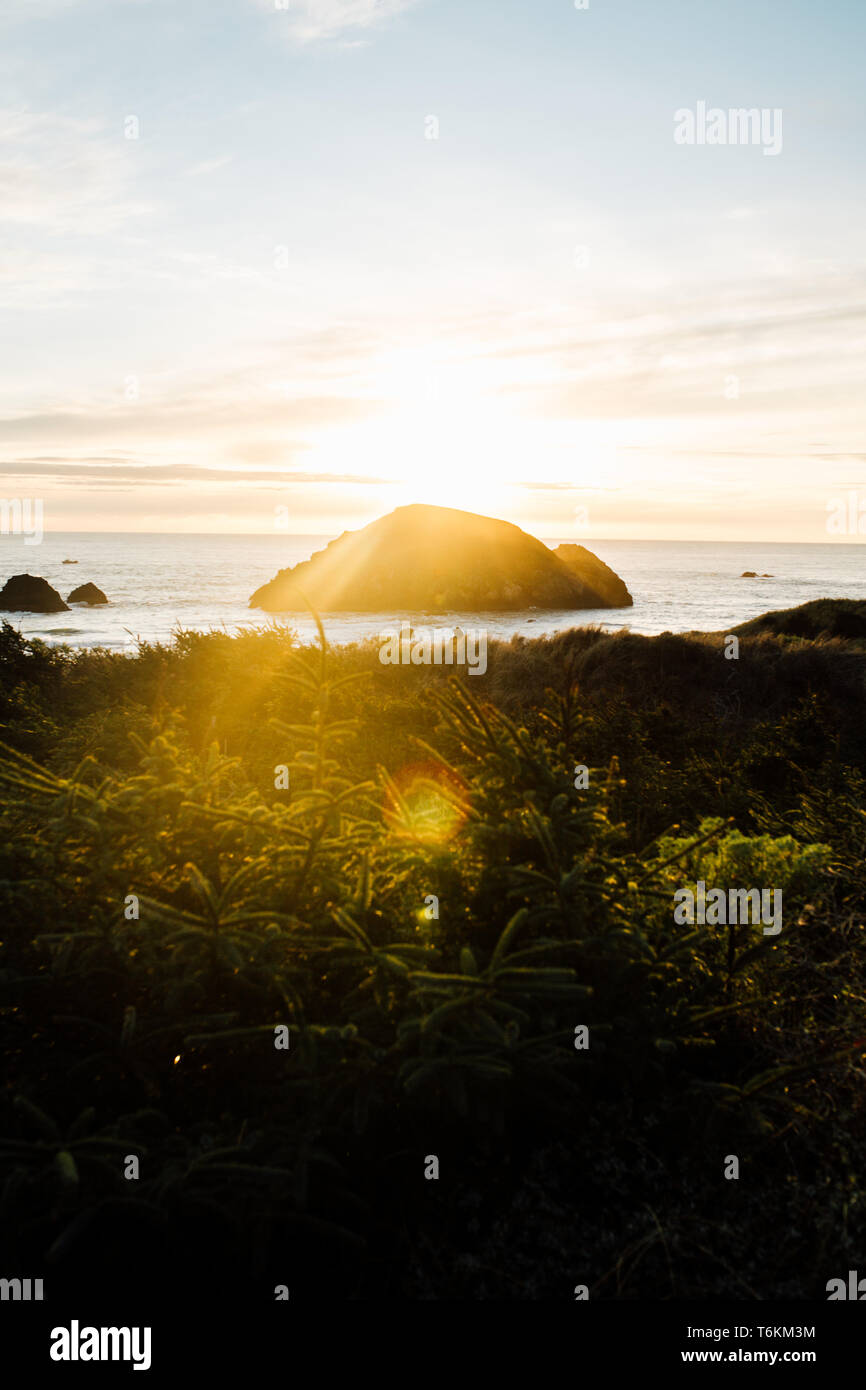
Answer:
top-left (67, 582), bottom-right (109, 606)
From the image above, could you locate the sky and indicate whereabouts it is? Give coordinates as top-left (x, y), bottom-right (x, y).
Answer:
top-left (0, 0), bottom-right (864, 539)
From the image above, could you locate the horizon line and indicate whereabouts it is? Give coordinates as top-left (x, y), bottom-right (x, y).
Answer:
top-left (4, 531), bottom-right (865, 546)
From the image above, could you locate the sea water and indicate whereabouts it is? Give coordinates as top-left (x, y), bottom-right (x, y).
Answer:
top-left (0, 533), bottom-right (863, 652)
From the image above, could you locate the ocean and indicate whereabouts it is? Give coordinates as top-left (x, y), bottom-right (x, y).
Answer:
top-left (0, 532), bottom-right (863, 652)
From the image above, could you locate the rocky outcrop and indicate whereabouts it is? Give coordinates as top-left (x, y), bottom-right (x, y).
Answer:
top-left (250, 504), bottom-right (633, 613)
top-left (67, 582), bottom-right (108, 605)
top-left (0, 574), bottom-right (69, 613)
top-left (553, 544), bottom-right (633, 608)
top-left (741, 571), bottom-right (758, 578)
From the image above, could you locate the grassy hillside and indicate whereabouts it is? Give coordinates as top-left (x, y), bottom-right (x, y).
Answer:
top-left (733, 596), bottom-right (866, 642)
top-left (0, 606), bottom-right (864, 1301)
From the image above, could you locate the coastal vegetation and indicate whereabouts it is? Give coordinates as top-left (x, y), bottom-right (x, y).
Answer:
top-left (0, 603), bottom-right (864, 1300)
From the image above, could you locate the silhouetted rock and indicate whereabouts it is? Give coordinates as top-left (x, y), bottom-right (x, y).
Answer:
top-left (67, 582), bottom-right (108, 605)
top-left (741, 571), bottom-right (758, 578)
top-left (553, 544), bottom-right (633, 607)
top-left (0, 573), bottom-right (68, 613)
top-left (250, 504), bottom-right (633, 613)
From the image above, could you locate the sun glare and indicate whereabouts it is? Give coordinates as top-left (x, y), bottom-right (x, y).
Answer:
top-left (298, 341), bottom-right (626, 520)
top-left (308, 403), bottom-right (623, 520)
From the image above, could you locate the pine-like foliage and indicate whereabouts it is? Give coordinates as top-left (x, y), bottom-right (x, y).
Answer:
top-left (0, 619), bottom-right (862, 1299)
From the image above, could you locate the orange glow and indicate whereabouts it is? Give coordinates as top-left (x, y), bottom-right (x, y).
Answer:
top-left (383, 759), bottom-right (470, 845)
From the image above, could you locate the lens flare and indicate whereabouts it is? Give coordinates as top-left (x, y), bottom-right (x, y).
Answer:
top-left (383, 759), bottom-right (469, 845)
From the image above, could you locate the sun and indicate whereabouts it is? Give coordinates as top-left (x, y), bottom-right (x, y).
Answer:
top-left (299, 342), bottom-right (624, 519)
top-left (357, 403), bottom-right (524, 513)
top-left (300, 345), bottom-right (530, 513)
top-left (367, 341), bottom-right (527, 512)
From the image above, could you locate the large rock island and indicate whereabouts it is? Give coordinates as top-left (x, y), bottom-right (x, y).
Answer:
top-left (250, 504), bottom-right (633, 613)
top-left (0, 574), bottom-right (68, 613)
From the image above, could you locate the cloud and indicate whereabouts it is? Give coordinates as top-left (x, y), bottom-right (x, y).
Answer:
top-left (0, 391), bottom-right (383, 446)
top-left (0, 0), bottom-right (148, 20)
top-left (516, 481), bottom-right (620, 492)
top-left (256, 0), bottom-right (419, 45)
top-left (0, 459), bottom-right (389, 486)
top-left (187, 155), bottom-right (234, 177)
top-left (467, 272), bottom-right (866, 421)
top-left (0, 108), bottom-right (152, 235)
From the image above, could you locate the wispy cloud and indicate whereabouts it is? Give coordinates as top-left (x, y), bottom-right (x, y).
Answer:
top-left (0, 0), bottom-right (148, 21)
top-left (0, 108), bottom-right (152, 234)
top-left (188, 155), bottom-right (234, 177)
top-left (254, 0), bottom-right (419, 45)
top-left (0, 459), bottom-right (389, 486)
